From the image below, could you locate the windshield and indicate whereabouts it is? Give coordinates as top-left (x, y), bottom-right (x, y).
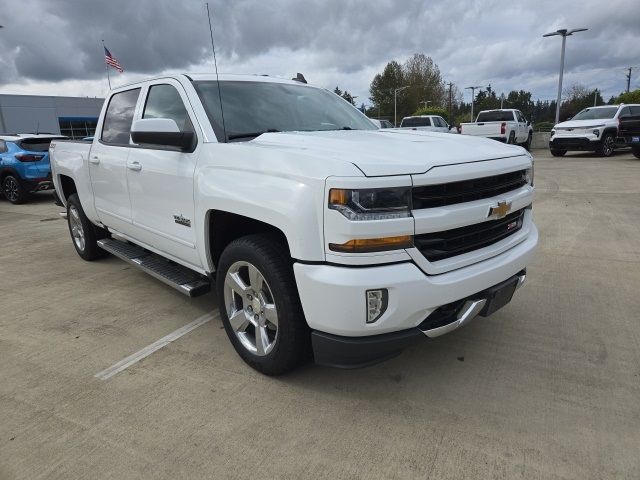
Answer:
top-left (571, 107), bottom-right (618, 120)
top-left (401, 117), bottom-right (431, 127)
top-left (193, 80), bottom-right (376, 141)
top-left (476, 111), bottom-right (514, 122)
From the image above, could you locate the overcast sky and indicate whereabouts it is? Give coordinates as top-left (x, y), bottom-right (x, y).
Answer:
top-left (0, 0), bottom-right (638, 104)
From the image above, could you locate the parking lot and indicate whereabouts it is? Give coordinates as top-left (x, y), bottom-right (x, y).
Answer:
top-left (1, 149), bottom-right (639, 479)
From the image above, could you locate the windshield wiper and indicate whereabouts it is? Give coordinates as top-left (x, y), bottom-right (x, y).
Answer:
top-left (227, 129), bottom-right (279, 140)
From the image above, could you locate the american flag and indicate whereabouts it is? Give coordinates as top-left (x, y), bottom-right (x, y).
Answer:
top-left (104, 46), bottom-right (124, 73)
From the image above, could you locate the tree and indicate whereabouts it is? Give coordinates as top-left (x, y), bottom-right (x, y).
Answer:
top-left (412, 106), bottom-right (450, 123)
top-left (610, 89), bottom-right (640, 104)
top-left (560, 84), bottom-right (604, 119)
top-left (369, 60), bottom-right (405, 122)
top-left (333, 86), bottom-right (356, 106)
top-left (369, 55), bottom-right (446, 125)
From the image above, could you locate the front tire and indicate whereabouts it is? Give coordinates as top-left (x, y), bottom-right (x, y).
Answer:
top-left (550, 149), bottom-right (567, 157)
top-left (597, 133), bottom-right (615, 157)
top-left (3, 175), bottom-right (29, 204)
top-left (66, 194), bottom-right (109, 261)
top-left (216, 234), bottom-right (310, 375)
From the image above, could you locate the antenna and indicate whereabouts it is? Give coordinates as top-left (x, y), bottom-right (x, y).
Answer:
top-left (205, 3), bottom-right (227, 142)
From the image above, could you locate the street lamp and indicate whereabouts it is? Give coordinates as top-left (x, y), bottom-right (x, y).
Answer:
top-left (394, 86), bottom-right (410, 127)
top-left (419, 100), bottom-right (432, 109)
top-left (543, 28), bottom-right (588, 124)
top-left (465, 86), bottom-right (484, 121)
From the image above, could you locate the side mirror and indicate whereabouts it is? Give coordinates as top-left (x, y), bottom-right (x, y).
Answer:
top-left (527, 120), bottom-right (531, 126)
top-left (131, 118), bottom-right (195, 152)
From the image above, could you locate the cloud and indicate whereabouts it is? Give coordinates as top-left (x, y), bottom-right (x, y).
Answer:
top-left (0, 0), bottom-right (638, 102)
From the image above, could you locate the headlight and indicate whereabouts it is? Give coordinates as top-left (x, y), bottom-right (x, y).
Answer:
top-left (551, 129), bottom-right (555, 136)
top-left (525, 165), bottom-right (534, 186)
top-left (592, 129), bottom-right (600, 137)
top-left (328, 187), bottom-right (411, 221)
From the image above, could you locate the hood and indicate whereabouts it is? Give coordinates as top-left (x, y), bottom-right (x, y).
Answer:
top-left (554, 119), bottom-right (611, 129)
top-left (247, 130), bottom-right (527, 177)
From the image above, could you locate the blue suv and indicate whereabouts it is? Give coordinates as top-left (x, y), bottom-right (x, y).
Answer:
top-left (0, 134), bottom-right (66, 204)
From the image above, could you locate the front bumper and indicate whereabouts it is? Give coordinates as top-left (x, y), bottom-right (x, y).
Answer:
top-left (549, 135), bottom-right (600, 151)
top-left (294, 223), bottom-right (537, 338)
top-left (311, 270), bottom-right (526, 368)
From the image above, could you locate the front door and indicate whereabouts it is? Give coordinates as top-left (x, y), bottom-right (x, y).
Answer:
top-left (90, 88), bottom-right (141, 232)
top-left (126, 81), bottom-right (201, 268)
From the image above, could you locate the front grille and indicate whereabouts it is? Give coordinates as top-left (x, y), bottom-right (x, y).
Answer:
top-left (415, 209), bottom-right (525, 262)
top-left (550, 137), bottom-right (592, 148)
top-left (412, 170), bottom-right (527, 209)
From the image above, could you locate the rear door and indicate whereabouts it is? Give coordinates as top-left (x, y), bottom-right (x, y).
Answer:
top-left (515, 111), bottom-right (528, 142)
top-left (125, 80), bottom-right (201, 268)
top-left (90, 88), bottom-right (141, 232)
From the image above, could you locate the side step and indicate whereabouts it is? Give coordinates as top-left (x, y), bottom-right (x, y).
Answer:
top-left (97, 238), bottom-right (211, 297)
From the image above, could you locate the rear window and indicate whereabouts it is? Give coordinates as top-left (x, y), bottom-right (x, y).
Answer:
top-left (476, 111), bottom-right (515, 122)
top-left (17, 137), bottom-right (66, 152)
top-left (401, 117), bottom-right (431, 127)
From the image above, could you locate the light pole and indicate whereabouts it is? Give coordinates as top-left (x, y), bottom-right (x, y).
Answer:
top-left (419, 100), bottom-right (432, 109)
top-left (394, 86), bottom-right (410, 127)
top-left (465, 86), bottom-right (483, 121)
top-left (543, 28), bottom-right (588, 125)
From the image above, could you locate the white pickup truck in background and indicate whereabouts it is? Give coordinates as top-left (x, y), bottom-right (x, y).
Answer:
top-left (460, 109), bottom-right (533, 149)
top-left (50, 74), bottom-right (537, 375)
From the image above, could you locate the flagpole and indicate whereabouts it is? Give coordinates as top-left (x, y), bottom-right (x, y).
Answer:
top-left (101, 39), bottom-right (111, 90)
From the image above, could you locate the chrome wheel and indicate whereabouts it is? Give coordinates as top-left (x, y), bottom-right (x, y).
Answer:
top-left (602, 135), bottom-right (614, 156)
top-left (223, 261), bottom-right (278, 356)
top-left (68, 205), bottom-right (86, 252)
top-left (4, 177), bottom-right (19, 202)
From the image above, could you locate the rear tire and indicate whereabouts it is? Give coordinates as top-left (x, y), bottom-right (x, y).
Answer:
top-left (597, 133), bottom-right (615, 157)
top-left (550, 149), bottom-right (567, 157)
top-left (216, 234), bottom-right (310, 375)
top-left (523, 132), bottom-right (533, 151)
top-left (66, 194), bottom-right (109, 261)
top-left (632, 147), bottom-right (640, 159)
top-left (3, 175), bottom-right (29, 204)
top-left (507, 131), bottom-right (516, 144)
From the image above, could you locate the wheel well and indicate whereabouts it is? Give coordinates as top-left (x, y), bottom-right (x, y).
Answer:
top-left (59, 175), bottom-right (77, 201)
top-left (0, 168), bottom-right (18, 182)
top-left (208, 211), bottom-right (290, 268)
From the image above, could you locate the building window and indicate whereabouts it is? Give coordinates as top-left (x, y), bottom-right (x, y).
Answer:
top-left (58, 117), bottom-right (99, 139)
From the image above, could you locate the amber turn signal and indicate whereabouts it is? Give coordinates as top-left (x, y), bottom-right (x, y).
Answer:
top-left (329, 235), bottom-right (413, 253)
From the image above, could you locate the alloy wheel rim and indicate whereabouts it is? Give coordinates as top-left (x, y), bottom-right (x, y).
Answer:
top-left (5, 178), bottom-right (18, 202)
top-left (68, 205), bottom-right (86, 251)
top-left (223, 261), bottom-right (279, 356)
top-left (604, 136), bottom-right (614, 155)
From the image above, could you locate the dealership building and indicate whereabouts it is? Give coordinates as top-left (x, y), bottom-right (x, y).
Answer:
top-left (0, 94), bottom-right (104, 139)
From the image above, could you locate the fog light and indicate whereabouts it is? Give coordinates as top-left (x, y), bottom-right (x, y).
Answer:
top-left (593, 129), bottom-right (600, 137)
top-left (366, 289), bottom-right (388, 323)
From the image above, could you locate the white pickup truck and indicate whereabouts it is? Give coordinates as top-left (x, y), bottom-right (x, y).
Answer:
top-left (50, 74), bottom-right (538, 375)
top-left (460, 109), bottom-right (533, 149)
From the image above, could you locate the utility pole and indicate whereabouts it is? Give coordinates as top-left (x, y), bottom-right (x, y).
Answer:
top-left (465, 86), bottom-right (483, 121)
top-left (625, 67), bottom-right (633, 93)
top-left (593, 89), bottom-right (598, 106)
top-left (500, 93), bottom-right (505, 109)
top-left (543, 28), bottom-right (588, 125)
top-left (447, 81), bottom-right (453, 126)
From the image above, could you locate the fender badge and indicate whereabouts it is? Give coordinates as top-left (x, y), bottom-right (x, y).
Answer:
top-left (489, 201), bottom-right (512, 219)
top-left (173, 214), bottom-right (191, 227)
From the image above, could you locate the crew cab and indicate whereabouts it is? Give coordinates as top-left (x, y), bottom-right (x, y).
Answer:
top-left (399, 115), bottom-right (450, 133)
top-left (0, 134), bottom-right (66, 204)
top-left (616, 105), bottom-right (640, 159)
top-left (549, 104), bottom-right (640, 157)
top-left (460, 109), bottom-right (533, 149)
top-left (50, 74), bottom-right (538, 375)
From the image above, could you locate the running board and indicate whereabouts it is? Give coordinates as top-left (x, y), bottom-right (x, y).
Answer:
top-left (97, 238), bottom-right (211, 297)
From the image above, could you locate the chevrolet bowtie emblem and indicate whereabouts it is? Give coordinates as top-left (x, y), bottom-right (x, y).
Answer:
top-left (489, 201), bottom-right (512, 219)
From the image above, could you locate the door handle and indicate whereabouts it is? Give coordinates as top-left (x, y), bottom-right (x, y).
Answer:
top-left (127, 161), bottom-right (142, 171)
top-left (89, 155), bottom-right (100, 165)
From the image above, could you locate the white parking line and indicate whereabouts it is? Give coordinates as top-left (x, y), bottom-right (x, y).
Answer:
top-left (95, 312), bottom-right (218, 380)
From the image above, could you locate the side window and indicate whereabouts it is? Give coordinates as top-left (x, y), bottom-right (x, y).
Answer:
top-left (143, 84), bottom-right (194, 132)
top-left (101, 88), bottom-right (141, 145)
top-left (630, 106), bottom-right (640, 116)
top-left (618, 107), bottom-right (631, 117)
top-left (435, 117), bottom-right (444, 127)
top-left (0, 140), bottom-right (7, 153)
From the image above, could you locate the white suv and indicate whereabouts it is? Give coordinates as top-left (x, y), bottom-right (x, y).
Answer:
top-left (400, 115), bottom-right (451, 133)
top-left (549, 104), bottom-right (640, 157)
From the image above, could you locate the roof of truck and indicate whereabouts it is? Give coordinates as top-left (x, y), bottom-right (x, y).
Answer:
top-left (0, 134), bottom-right (67, 141)
top-left (113, 73), bottom-right (312, 91)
